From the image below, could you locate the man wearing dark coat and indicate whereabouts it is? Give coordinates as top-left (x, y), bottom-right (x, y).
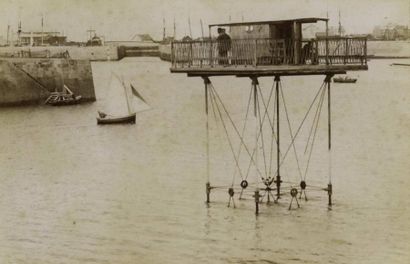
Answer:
top-left (217, 28), bottom-right (231, 65)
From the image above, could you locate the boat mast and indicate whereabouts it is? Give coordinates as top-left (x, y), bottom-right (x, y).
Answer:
top-left (41, 14), bottom-right (44, 46)
top-left (200, 19), bottom-right (204, 39)
top-left (173, 17), bottom-right (176, 39)
top-left (188, 16), bottom-right (193, 38)
top-left (163, 18), bottom-right (166, 41)
top-left (120, 76), bottom-right (132, 114)
top-left (338, 10), bottom-right (342, 36)
top-left (6, 23), bottom-right (10, 46)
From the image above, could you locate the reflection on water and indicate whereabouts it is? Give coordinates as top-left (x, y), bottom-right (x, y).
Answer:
top-left (0, 58), bottom-right (409, 263)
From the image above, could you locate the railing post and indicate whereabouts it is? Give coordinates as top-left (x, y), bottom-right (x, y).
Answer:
top-left (325, 20), bottom-right (329, 65)
top-left (364, 38), bottom-right (367, 65)
top-left (209, 40), bottom-right (213, 67)
top-left (253, 39), bottom-right (257, 67)
top-left (189, 42), bottom-right (193, 67)
top-left (200, 42), bottom-right (203, 68)
top-left (171, 42), bottom-right (175, 67)
top-left (344, 38), bottom-right (348, 64)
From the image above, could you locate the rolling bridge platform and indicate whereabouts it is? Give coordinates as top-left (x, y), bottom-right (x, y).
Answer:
top-left (170, 17), bottom-right (368, 213)
top-left (170, 18), bottom-right (367, 77)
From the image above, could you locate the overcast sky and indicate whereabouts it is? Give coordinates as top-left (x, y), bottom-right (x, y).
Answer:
top-left (0, 0), bottom-right (409, 41)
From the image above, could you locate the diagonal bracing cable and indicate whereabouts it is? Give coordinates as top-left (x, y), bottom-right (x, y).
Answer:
top-left (279, 82), bottom-right (303, 181)
top-left (256, 87), bottom-right (269, 179)
top-left (243, 84), bottom-right (275, 181)
top-left (304, 83), bottom-right (326, 155)
top-left (208, 84), bottom-right (246, 185)
top-left (278, 82), bottom-right (326, 167)
top-left (209, 83), bottom-right (265, 181)
top-left (303, 85), bottom-right (327, 180)
top-left (268, 82), bottom-right (277, 178)
top-left (231, 86), bottom-right (254, 184)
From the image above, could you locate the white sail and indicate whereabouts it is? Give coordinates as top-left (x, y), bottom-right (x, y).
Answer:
top-left (100, 74), bottom-right (130, 117)
top-left (128, 83), bottom-right (150, 113)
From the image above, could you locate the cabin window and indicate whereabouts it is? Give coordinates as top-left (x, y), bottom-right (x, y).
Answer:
top-left (245, 25), bottom-right (254, 33)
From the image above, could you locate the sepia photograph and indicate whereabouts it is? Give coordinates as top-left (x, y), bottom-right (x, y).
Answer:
top-left (0, 0), bottom-right (409, 263)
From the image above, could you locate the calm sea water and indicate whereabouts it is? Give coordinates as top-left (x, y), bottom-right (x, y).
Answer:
top-left (0, 58), bottom-right (409, 263)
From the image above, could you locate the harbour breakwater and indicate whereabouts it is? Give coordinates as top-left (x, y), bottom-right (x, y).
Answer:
top-left (0, 46), bottom-right (119, 61)
top-left (0, 58), bottom-right (94, 106)
top-left (118, 45), bottom-right (160, 59)
top-left (0, 44), bottom-right (164, 62)
top-left (0, 44), bottom-right (163, 106)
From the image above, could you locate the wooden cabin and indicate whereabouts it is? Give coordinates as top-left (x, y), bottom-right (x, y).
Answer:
top-left (227, 18), bottom-right (316, 65)
top-left (170, 17), bottom-right (368, 77)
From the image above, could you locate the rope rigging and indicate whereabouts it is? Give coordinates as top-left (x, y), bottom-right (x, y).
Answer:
top-left (303, 85), bottom-right (327, 181)
top-left (231, 86), bottom-right (254, 185)
top-left (243, 82), bottom-right (276, 183)
top-left (255, 82), bottom-right (278, 183)
top-left (208, 83), bottom-right (247, 183)
top-left (279, 81), bottom-right (303, 182)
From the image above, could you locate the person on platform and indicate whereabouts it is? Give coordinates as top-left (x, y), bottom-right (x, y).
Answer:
top-left (217, 28), bottom-right (231, 65)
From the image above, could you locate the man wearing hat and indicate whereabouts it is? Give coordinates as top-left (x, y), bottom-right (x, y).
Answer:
top-left (217, 28), bottom-right (231, 65)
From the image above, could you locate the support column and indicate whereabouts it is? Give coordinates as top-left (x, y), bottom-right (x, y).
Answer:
top-left (203, 76), bottom-right (211, 203)
top-left (252, 77), bottom-right (258, 117)
top-left (325, 74), bottom-right (332, 206)
top-left (254, 188), bottom-right (260, 215)
top-left (274, 75), bottom-right (282, 199)
top-left (252, 76), bottom-right (259, 187)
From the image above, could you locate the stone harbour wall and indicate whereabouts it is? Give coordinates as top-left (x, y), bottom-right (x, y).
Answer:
top-left (0, 58), bottom-right (95, 106)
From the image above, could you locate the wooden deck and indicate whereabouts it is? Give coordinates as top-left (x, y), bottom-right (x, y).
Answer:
top-left (170, 64), bottom-right (368, 77)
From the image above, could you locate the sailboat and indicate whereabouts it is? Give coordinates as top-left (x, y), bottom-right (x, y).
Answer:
top-left (97, 73), bottom-right (149, 125)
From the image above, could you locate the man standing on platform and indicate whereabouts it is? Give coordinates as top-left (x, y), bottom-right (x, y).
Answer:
top-left (217, 28), bottom-right (231, 66)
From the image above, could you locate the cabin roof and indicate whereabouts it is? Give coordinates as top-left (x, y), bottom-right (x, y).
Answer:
top-left (209, 17), bottom-right (328, 27)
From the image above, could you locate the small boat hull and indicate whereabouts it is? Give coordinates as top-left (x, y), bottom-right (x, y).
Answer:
top-left (97, 113), bottom-right (136, 125)
top-left (49, 96), bottom-right (82, 106)
top-left (333, 78), bottom-right (357, 83)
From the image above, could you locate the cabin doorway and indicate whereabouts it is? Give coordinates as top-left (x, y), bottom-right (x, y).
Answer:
top-left (269, 23), bottom-right (293, 64)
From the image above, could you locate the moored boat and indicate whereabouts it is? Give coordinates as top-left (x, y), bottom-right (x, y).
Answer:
top-left (97, 112), bottom-right (136, 124)
top-left (45, 85), bottom-right (82, 106)
top-left (333, 76), bottom-right (357, 83)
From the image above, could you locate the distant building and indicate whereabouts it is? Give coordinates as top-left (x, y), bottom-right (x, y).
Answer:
top-left (181, 36), bottom-right (193, 42)
top-left (19, 31), bottom-right (67, 46)
top-left (105, 34), bottom-right (156, 46)
top-left (135, 34), bottom-right (154, 42)
top-left (86, 35), bottom-right (103, 46)
top-left (371, 24), bottom-right (409, 40)
top-left (105, 34), bottom-right (156, 47)
top-left (104, 41), bottom-right (157, 47)
top-left (372, 26), bottom-right (384, 39)
top-left (159, 36), bottom-right (175, 44)
top-left (394, 25), bottom-right (409, 40)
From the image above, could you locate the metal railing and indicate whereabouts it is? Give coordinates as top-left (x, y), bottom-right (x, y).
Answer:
top-left (171, 37), bottom-right (367, 69)
top-left (317, 37), bottom-right (367, 65)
